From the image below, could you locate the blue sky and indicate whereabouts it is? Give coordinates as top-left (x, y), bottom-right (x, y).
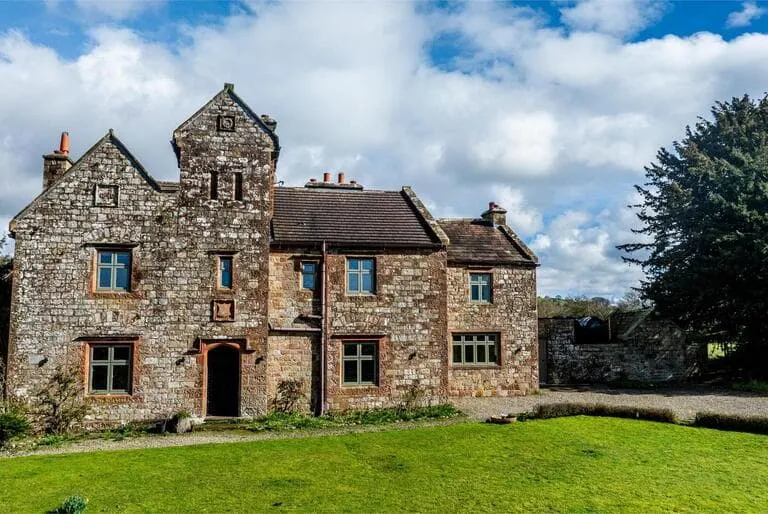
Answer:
top-left (2, 0), bottom-right (768, 299)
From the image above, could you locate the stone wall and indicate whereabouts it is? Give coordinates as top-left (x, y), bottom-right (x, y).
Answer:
top-left (324, 249), bottom-right (448, 411)
top-left (446, 265), bottom-right (538, 396)
top-left (540, 313), bottom-right (695, 384)
top-left (266, 333), bottom-right (319, 413)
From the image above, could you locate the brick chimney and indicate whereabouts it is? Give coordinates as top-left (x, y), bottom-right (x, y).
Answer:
top-left (481, 201), bottom-right (507, 227)
top-left (43, 132), bottom-right (73, 190)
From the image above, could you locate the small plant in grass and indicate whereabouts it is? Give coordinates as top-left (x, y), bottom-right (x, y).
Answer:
top-left (694, 412), bottom-right (768, 435)
top-left (53, 494), bottom-right (87, 514)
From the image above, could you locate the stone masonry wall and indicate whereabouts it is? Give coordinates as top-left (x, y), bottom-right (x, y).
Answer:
top-left (8, 89), bottom-right (277, 423)
top-left (325, 249), bottom-right (448, 411)
top-left (447, 265), bottom-right (538, 396)
top-left (266, 333), bottom-right (319, 414)
top-left (540, 316), bottom-right (694, 384)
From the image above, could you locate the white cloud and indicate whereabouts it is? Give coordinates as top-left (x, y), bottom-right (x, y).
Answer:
top-left (726, 1), bottom-right (767, 28)
top-left (4, 2), bottom-right (768, 296)
top-left (560, 0), bottom-right (667, 38)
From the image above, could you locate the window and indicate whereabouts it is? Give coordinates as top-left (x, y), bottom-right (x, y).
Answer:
top-left (469, 272), bottom-right (492, 303)
top-left (218, 256), bottom-right (233, 289)
top-left (343, 341), bottom-right (378, 386)
top-left (301, 261), bottom-right (317, 290)
top-left (452, 334), bottom-right (499, 365)
top-left (89, 344), bottom-right (132, 394)
top-left (210, 170), bottom-right (219, 200)
top-left (233, 172), bottom-right (243, 201)
top-left (347, 258), bottom-right (375, 295)
top-left (96, 250), bottom-right (131, 292)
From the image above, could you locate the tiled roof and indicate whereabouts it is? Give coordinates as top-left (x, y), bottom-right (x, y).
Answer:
top-left (271, 187), bottom-right (441, 247)
top-left (438, 219), bottom-right (535, 265)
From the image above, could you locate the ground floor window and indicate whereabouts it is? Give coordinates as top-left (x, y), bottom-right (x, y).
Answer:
top-left (89, 344), bottom-right (132, 394)
top-left (342, 341), bottom-right (378, 386)
top-left (452, 333), bottom-right (499, 365)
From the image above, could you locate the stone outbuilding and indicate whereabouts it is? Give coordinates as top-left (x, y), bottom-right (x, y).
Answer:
top-left (5, 84), bottom-right (539, 424)
top-left (539, 310), bottom-right (696, 385)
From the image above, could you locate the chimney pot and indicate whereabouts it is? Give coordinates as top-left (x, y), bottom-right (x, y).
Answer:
top-left (323, 172), bottom-right (331, 183)
top-left (338, 172), bottom-right (345, 184)
top-left (54, 132), bottom-right (70, 156)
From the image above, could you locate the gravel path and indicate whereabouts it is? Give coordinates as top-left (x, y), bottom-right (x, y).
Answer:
top-left (5, 387), bottom-right (766, 458)
top-left (0, 417), bottom-right (465, 459)
top-left (455, 386), bottom-right (768, 422)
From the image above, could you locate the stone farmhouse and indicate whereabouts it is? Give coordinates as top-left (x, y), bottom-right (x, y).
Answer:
top-left (5, 84), bottom-right (538, 424)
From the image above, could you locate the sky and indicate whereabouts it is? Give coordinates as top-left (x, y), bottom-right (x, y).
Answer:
top-left (2, 0), bottom-right (768, 300)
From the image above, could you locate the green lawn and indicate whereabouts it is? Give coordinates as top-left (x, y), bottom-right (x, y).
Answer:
top-left (2, 417), bottom-right (767, 513)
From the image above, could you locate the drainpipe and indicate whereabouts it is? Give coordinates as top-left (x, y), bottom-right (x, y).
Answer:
top-left (319, 240), bottom-right (328, 415)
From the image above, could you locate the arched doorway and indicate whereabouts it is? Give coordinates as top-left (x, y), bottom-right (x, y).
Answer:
top-left (206, 344), bottom-right (240, 417)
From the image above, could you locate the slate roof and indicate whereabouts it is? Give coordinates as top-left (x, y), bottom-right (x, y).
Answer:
top-left (271, 187), bottom-right (441, 247)
top-left (438, 219), bottom-right (536, 265)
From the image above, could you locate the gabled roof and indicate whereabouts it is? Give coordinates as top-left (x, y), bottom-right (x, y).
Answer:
top-left (438, 219), bottom-right (537, 265)
top-left (271, 187), bottom-right (443, 247)
top-left (10, 131), bottom-right (170, 236)
top-left (173, 83), bottom-right (280, 159)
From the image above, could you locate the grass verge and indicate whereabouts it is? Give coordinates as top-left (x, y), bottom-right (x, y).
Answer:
top-left (1, 417), bottom-right (767, 512)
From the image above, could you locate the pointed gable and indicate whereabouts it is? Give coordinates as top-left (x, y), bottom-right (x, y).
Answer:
top-left (10, 131), bottom-right (173, 234)
top-left (172, 83), bottom-right (280, 157)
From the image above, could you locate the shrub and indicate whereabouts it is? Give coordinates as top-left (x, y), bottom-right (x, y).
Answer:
top-left (0, 410), bottom-right (30, 444)
top-left (532, 403), bottom-right (678, 423)
top-left (54, 495), bottom-right (87, 514)
top-left (694, 412), bottom-right (768, 435)
top-left (273, 379), bottom-right (304, 413)
top-left (36, 364), bottom-right (90, 435)
top-left (731, 380), bottom-right (768, 394)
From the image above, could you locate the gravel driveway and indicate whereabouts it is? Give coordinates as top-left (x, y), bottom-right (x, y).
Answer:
top-left (454, 386), bottom-right (768, 422)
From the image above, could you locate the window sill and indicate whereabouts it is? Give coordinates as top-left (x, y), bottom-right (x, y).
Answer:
top-left (451, 364), bottom-right (502, 370)
top-left (90, 291), bottom-right (138, 300)
top-left (346, 293), bottom-right (377, 298)
top-left (86, 393), bottom-right (138, 403)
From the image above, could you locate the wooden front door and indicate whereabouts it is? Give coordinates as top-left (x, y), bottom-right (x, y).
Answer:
top-left (206, 345), bottom-right (240, 417)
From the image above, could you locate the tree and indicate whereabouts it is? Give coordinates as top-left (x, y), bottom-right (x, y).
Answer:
top-left (620, 95), bottom-right (768, 375)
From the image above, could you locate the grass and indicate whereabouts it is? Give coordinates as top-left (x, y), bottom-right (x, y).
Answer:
top-left (1, 417), bottom-right (767, 513)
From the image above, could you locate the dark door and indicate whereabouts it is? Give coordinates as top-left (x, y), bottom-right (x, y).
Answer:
top-left (207, 345), bottom-right (240, 417)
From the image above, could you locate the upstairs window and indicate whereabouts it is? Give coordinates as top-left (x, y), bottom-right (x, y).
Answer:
top-left (210, 170), bottom-right (219, 200)
top-left (233, 172), bottom-right (243, 201)
top-left (347, 257), bottom-right (375, 295)
top-left (218, 256), bottom-right (233, 289)
top-left (97, 250), bottom-right (131, 292)
top-left (301, 261), bottom-right (317, 290)
top-left (452, 334), bottom-right (499, 366)
top-left (89, 344), bottom-right (132, 394)
top-left (469, 272), bottom-right (492, 303)
top-left (343, 341), bottom-right (378, 386)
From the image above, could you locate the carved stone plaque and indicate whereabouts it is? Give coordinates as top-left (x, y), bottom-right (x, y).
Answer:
top-left (212, 299), bottom-right (235, 322)
top-left (217, 115), bottom-right (235, 132)
top-left (94, 185), bottom-right (119, 207)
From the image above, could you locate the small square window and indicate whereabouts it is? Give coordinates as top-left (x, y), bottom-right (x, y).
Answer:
top-left (342, 341), bottom-right (378, 386)
top-left (218, 256), bottom-right (233, 289)
top-left (301, 261), bottom-right (317, 290)
top-left (89, 344), bottom-right (132, 394)
top-left (452, 334), bottom-right (499, 366)
top-left (347, 258), bottom-right (375, 295)
top-left (469, 273), bottom-right (492, 303)
top-left (96, 250), bottom-right (131, 292)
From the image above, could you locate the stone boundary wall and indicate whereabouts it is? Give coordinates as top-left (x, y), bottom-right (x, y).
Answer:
top-left (539, 314), bottom-right (697, 384)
